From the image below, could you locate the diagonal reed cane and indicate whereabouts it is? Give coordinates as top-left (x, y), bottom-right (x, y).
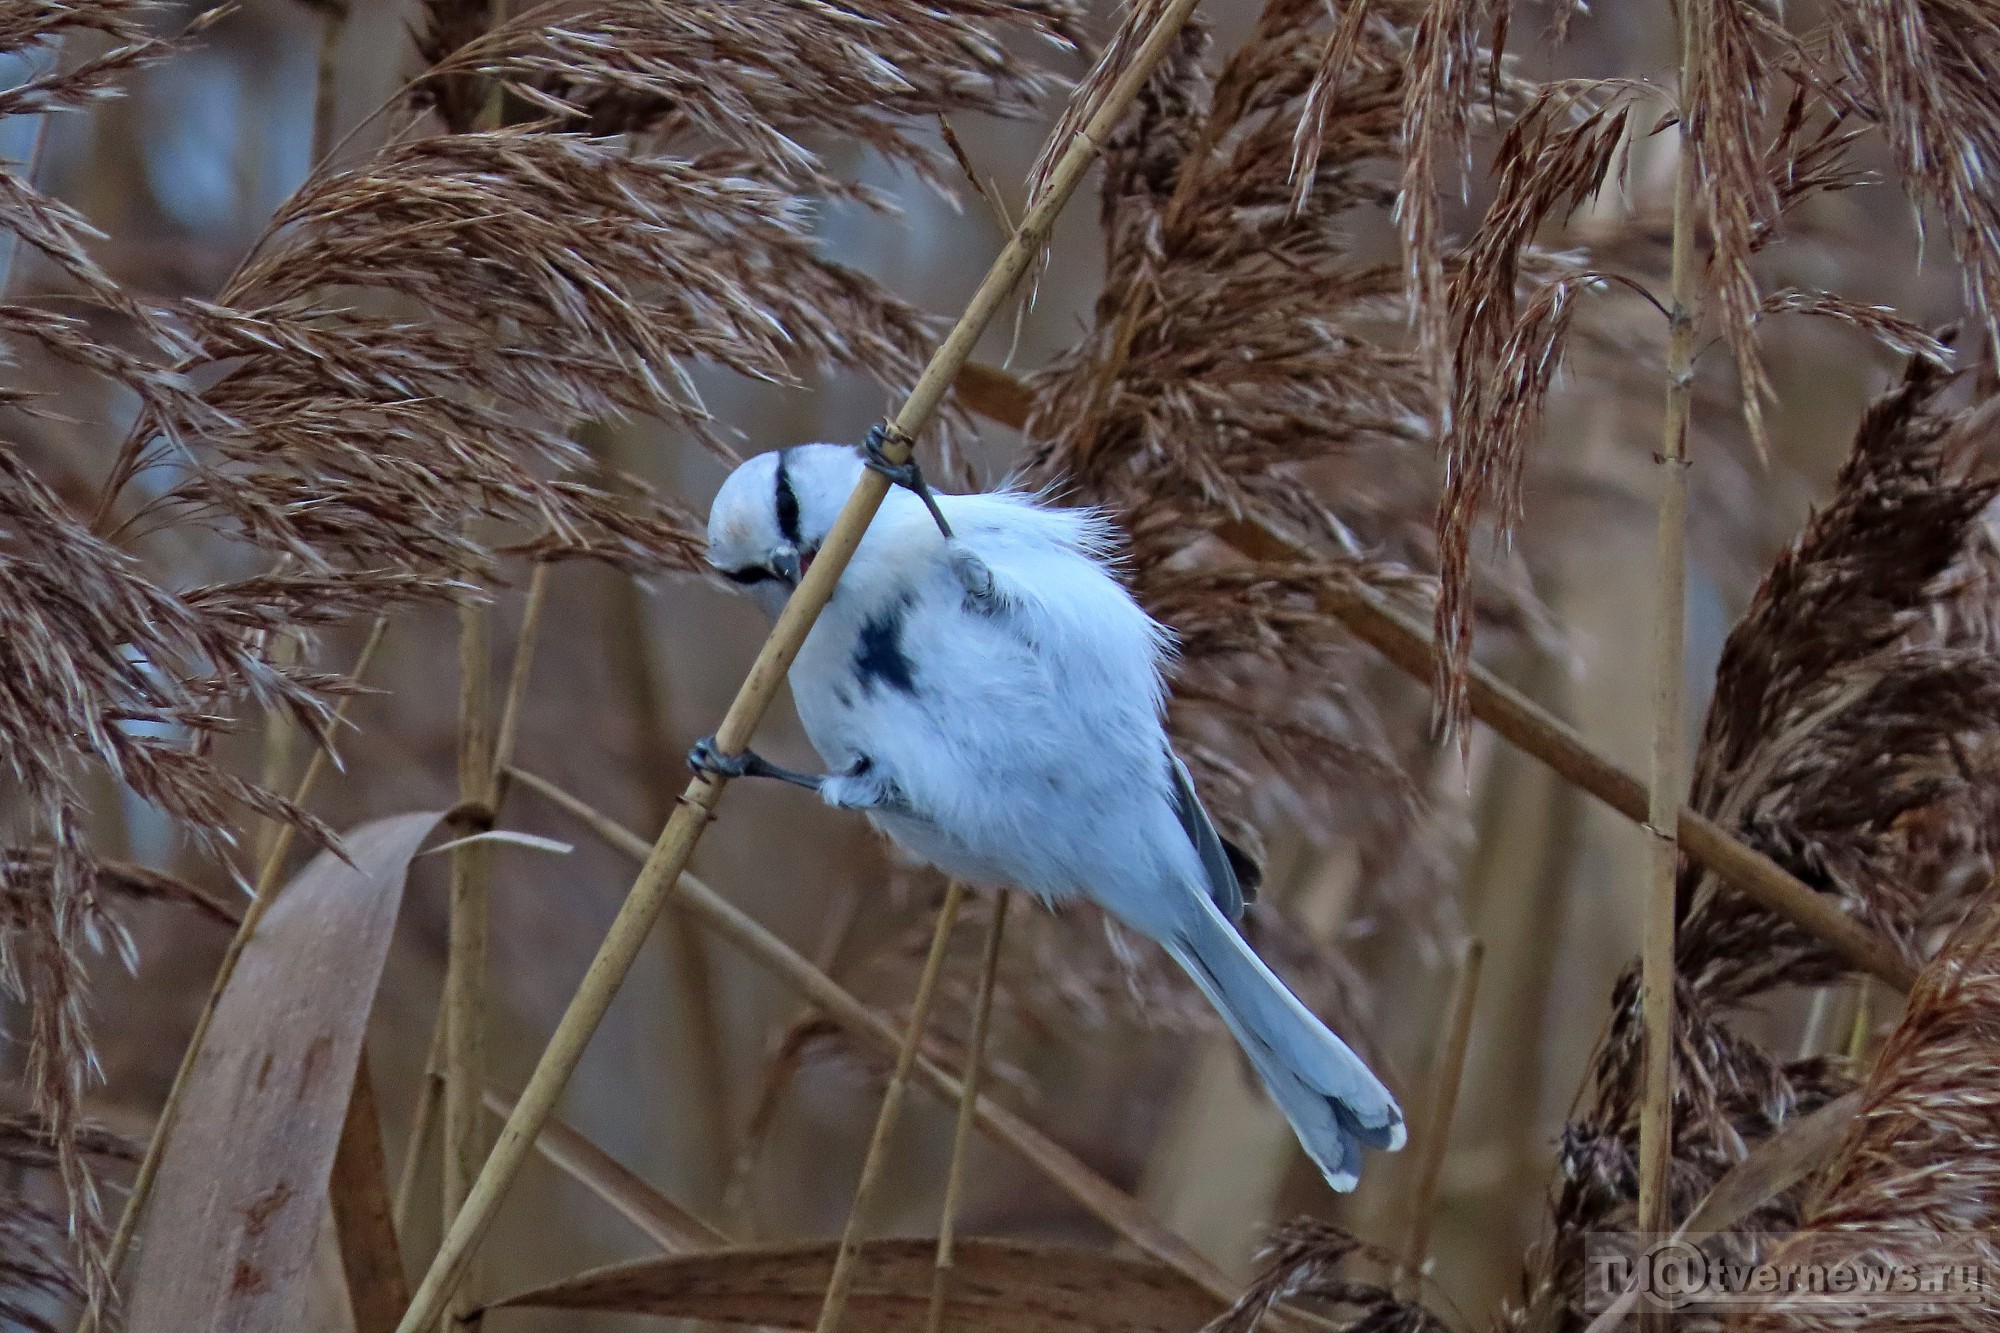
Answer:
top-left (925, 890), bottom-right (1009, 1333)
top-left (815, 881), bottom-right (966, 1333)
top-left (392, 4), bottom-right (1207, 1325)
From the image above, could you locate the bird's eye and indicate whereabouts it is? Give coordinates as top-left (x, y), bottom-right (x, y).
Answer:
top-left (721, 565), bottom-right (778, 586)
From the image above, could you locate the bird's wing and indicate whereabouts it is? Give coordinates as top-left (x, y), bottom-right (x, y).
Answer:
top-left (1167, 750), bottom-right (1246, 921)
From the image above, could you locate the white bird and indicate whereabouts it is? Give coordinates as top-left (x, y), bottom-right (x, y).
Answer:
top-left (697, 441), bottom-right (1404, 1190)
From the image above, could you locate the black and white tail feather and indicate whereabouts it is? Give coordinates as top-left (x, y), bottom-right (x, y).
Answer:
top-left (701, 442), bottom-right (1404, 1190)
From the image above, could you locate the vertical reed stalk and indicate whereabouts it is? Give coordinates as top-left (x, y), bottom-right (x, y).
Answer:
top-left (437, 52), bottom-right (522, 1317)
top-left (925, 891), bottom-right (1009, 1333)
top-left (1641, 27), bottom-right (1703, 1260)
top-left (442, 593), bottom-right (494, 1324)
top-left (1398, 938), bottom-right (1483, 1298)
top-left (1844, 980), bottom-right (1875, 1066)
top-left (394, 1010), bottom-right (449, 1236)
top-left (389, 11), bottom-right (1206, 1321)
top-left (490, 562), bottom-right (550, 788)
top-left (254, 632), bottom-right (301, 871)
top-left (311, 2), bottom-right (347, 171)
top-left (101, 619), bottom-right (389, 1285)
top-left (816, 881), bottom-right (966, 1333)
top-left (399, 566), bottom-right (547, 1260)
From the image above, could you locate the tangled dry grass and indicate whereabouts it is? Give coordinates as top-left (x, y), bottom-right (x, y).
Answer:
top-left (1513, 357), bottom-right (2000, 1333)
top-left (1, 0), bottom-right (1999, 1330)
top-left (1731, 882), bottom-right (2000, 1333)
top-left (1021, 0), bottom-right (1463, 894)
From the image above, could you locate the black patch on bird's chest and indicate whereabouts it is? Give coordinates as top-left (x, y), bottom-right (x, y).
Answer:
top-left (853, 598), bottom-right (917, 696)
top-left (774, 448), bottom-right (801, 546)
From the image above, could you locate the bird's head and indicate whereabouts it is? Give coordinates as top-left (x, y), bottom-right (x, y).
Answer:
top-left (706, 444), bottom-right (867, 615)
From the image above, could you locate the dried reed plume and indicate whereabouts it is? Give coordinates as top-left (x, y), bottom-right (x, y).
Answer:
top-left (3, 0), bottom-right (1087, 1296)
top-left (0, 0), bottom-right (348, 1275)
top-left (1731, 884), bottom-right (2000, 1333)
top-left (417, 0), bottom-right (1090, 473)
top-left (1512, 360), bottom-right (2000, 1332)
top-left (1396, 0), bottom-right (1507, 427)
top-left (1202, 1219), bottom-right (1443, 1333)
top-left (1425, 11), bottom-right (1956, 731)
top-left (1831, 0), bottom-right (2000, 365)
top-left (1679, 0), bottom-right (1784, 453)
top-left (0, 1108), bottom-right (139, 1331)
top-left (431, 0), bottom-right (1084, 174)
top-left (102, 0), bottom-right (1095, 582)
top-left (1022, 0), bottom-right (1515, 892)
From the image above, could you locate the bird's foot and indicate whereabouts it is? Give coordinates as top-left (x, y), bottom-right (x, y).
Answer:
top-left (687, 736), bottom-right (824, 792)
top-left (860, 422), bottom-right (953, 539)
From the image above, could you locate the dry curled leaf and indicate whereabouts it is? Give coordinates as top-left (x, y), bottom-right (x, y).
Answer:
top-left (125, 813), bottom-right (447, 1333)
top-left (491, 1236), bottom-right (1223, 1333)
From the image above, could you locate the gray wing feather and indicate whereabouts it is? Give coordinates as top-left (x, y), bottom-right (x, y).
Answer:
top-left (1167, 751), bottom-right (1245, 920)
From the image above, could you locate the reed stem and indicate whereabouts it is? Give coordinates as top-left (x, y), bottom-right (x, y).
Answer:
top-left (442, 593), bottom-right (494, 1322)
top-left (815, 881), bottom-right (966, 1333)
top-left (1398, 939), bottom-right (1483, 1298)
top-left (490, 562), bottom-right (550, 798)
top-left (1640, 56), bottom-right (1703, 1254)
top-left (394, 1010), bottom-right (449, 1236)
top-left (926, 892), bottom-right (1010, 1333)
top-left (405, 566), bottom-right (547, 1287)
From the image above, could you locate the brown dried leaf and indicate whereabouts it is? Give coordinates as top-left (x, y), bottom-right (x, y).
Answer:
top-left (490, 1236), bottom-right (1223, 1332)
top-left (124, 812), bottom-right (446, 1333)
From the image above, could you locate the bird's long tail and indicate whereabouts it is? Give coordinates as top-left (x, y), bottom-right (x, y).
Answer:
top-left (1164, 898), bottom-right (1404, 1191)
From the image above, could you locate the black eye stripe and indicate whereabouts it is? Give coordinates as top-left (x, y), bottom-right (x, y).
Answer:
top-left (722, 566), bottom-right (778, 586)
top-left (774, 448), bottom-right (801, 546)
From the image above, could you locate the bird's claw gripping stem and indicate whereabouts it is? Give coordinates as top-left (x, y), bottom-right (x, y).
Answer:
top-left (687, 736), bottom-right (825, 792)
top-left (687, 736), bottom-right (755, 781)
top-left (861, 422), bottom-right (953, 539)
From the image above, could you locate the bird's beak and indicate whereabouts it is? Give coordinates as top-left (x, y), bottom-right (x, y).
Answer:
top-left (774, 548), bottom-right (803, 586)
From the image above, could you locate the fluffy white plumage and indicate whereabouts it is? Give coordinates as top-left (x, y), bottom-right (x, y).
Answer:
top-left (704, 443), bottom-right (1404, 1190)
